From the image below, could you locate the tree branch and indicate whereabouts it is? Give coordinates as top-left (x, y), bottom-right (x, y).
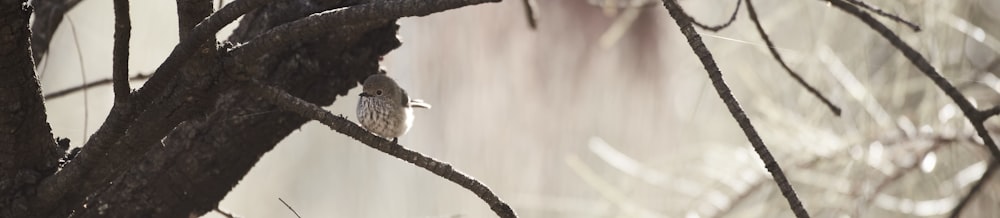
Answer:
top-left (29, 0), bottom-right (85, 64)
top-left (659, 0), bottom-right (810, 217)
top-left (746, 0), bottom-right (840, 116)
top-left (521, 0), bottom-right (537, 29)
top-left (132, 0), bottom-right (271, 113)
top-left (43, 73), bottom-right (151, 100)
top-left (843, 0), bottom-right (920, 31)
top-left (112, 0), bottom-right (131, 101)
top-left (230, 0), bottom-right (500, 67)
top-left (823, 0), bottom-right (1000, 167)
top-left (0, 3), bottom-right (63, 216)
top-left (950, 160), bottom-right (998, 218)
top-left (248, 82), bottom-right (518, 218)
top-left (690, 0), bottom-right (741, 32)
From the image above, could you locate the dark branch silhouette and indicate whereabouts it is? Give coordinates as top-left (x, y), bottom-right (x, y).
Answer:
top-left (843, 0), bottom-right (921, 31)
top-left (689, 0), bottom-right (742, 32)
top-left (30, 0), bottom-right (84, 63)
top-left (659, 0), bottom-right (810, 217)
top-left (43, 74), bottom-right (151, 100)
top-left (746, 0), bottom-right (841, 116)
top-left (822, 0), bottom-right (999, 216)
top-left (521, 0), bottom-right (537, 29)
top-left (249, 82), bottom-right (518, 218)
top-left (112, 0), bottom-right (131, 101)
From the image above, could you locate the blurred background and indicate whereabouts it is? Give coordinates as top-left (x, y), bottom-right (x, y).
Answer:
top-left (37, 0), bottom-right (1000, 217)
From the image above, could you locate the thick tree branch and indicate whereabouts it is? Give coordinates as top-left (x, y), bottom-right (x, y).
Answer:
top-left (133, 0), bottom-right (270, 112)
top-left (177, 0), bottom-right (215, 39)
top-left (746, 0), bottom-right (840, 116)
top-left (230, 0), bottom-right (500, 67)
top-left (0, 2), bottom-right (64, 217)
top-left (30, 0), bottom-right (85, 64)
top-left (249, 82), bottom-right (518, 218)
top-left (67, 5), bottom-right (402, 215)
top-left (112, 0), bottom-right (131, 101)
top-left (660, 0), bottom-right (810, 217)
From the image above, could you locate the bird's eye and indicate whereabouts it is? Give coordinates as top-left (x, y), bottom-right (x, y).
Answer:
top-left (376, 90), bottom-right (383, 96)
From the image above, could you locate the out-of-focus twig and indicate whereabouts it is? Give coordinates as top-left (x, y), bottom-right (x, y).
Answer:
top-left (521, 0), bottom-right (537, 29)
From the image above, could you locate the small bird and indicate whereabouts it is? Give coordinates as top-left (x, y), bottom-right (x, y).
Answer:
top-left (357, 74), bottom-right (431, 143)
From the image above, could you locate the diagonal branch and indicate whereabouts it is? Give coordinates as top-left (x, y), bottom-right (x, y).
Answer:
top-left (521, 0), bottom-right (537, 29)
top-left (660, 0), bottom-right (810, 217)
top-left (823, 0), bottom-right (1000, 167)
top-left (30, 0), bottom-right (85, 64)
top-left (132, 0), bottom-right (271, 112)
top-left (230, 0), bottom-right (501, 66)
top-left (112, 0), bottom-right (131, 101)
top-left (843, 0), bottom-right (920, 31)
top-left (822, 0), bottom-right (1000, 216)
top-left (248, 82), bottom-right (518, 218)
top-left (746, 0), bottom-right (840, 116)
top-left (43, 74), bottom-right (151, 100)
top-left (950, 160), bottom-right (998, 218)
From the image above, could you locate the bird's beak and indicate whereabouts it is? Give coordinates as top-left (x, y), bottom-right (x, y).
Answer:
top-left (359, 92), bottom-right (371, 97)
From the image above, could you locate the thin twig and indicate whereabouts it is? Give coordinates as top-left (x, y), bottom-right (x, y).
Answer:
top-left (249, 82), bottom-right (517, 218)
top-left (112, 0), bottom-right (131, 101)
top-left (44, 74), bottom-right (151, 100)
top-left (690, 0), bottom-right (742, 32)
top-left (746, 0), bottom-right (841, 116)
top-left (822, 0), bottom-right (1000, 216)
top-left (950, 160), bottom-right (998, 218)
top-left (659, 1), bottom-right (810, 217)
top-left (67, 16), bottom-right (89, 144)
top-left (824, 0), bottom-right (1000, 168)
top-left (521, 0), bottom-right (537, 29)
top-left (278, 198), bottom-right (302, 218)
top-left (214, 207), bottom-right (237, 218)
top-left (843, 0), bottom-right (920, 31)
top-left (981, 105), bottom-right (1000, 118)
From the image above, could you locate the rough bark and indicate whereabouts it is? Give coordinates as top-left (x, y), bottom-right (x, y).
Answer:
top-left (0, 2), bottom-right (63, 217)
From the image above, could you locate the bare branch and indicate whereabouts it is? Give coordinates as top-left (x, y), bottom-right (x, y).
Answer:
top-left (823, 0), bottom-right (1000, 163)
top-left (521, 0), bottom-right (537, 29)
top-left (843, 0), bottom-right (920, 31)
top-left (133, 0), bottom-right (271, 112)
top-left (44, 73), bottom-right (151, 100)
top-left (112, 0), bottom-right (131, 101)
top-left (950, 160), bottom-right (998, 218)
top-left (230, 0), bottom-right (501, 67)
top-left (690, 0), bottom-right (741, 32)
top-left (248, 82), bottom-right (518, 218)
top-left (30, 0), bottom-right (85, 64)
top-left (659, 1), bottom-right (810, 217)
top-left (279, 198), bottom-right (303, 218)
top-left (746, 0), bottom-right (841, 116)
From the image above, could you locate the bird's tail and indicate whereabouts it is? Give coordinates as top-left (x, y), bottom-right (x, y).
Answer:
top-left (410, 99), bottom-right (432, 109)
